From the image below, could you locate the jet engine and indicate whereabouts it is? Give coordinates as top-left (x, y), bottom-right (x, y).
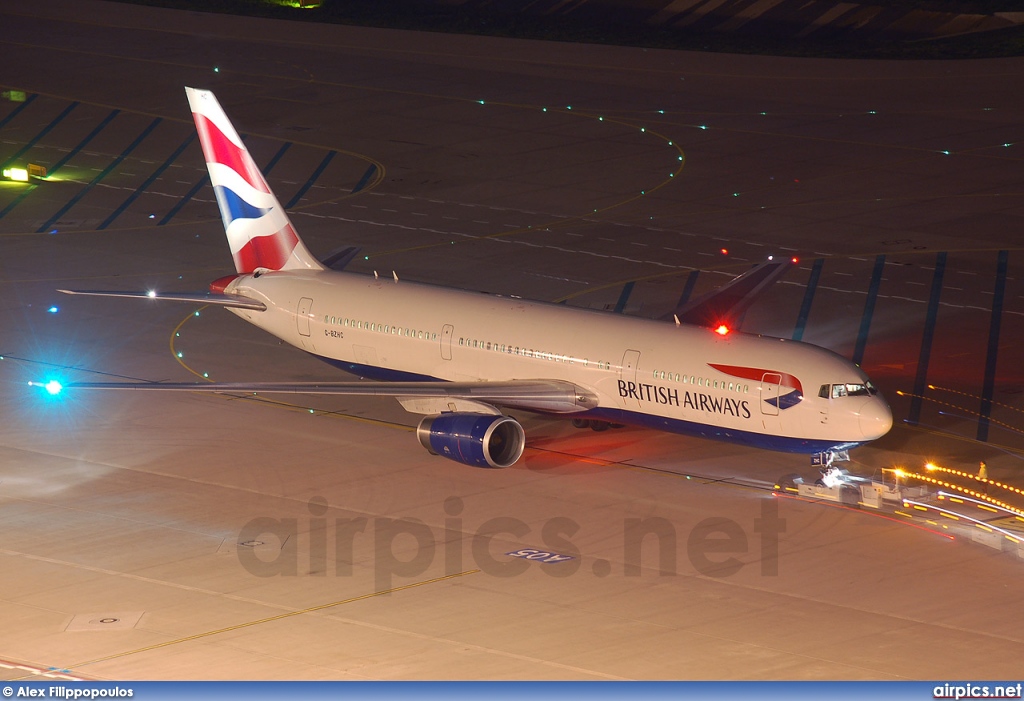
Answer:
top-left (416, 413), bottom-right (525, 468)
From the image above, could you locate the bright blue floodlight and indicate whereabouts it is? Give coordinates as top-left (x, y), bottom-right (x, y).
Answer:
top-left (29, 380), bottom-right (64, 395)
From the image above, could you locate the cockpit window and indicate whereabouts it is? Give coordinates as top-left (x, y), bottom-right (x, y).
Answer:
top-left (830, 382), bottom-right (877, 398)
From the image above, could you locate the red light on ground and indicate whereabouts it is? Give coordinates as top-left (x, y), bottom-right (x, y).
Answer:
top-left (720, 248), bottom-right (729, 255)
top-left (715, 324), bottom-right (730, 336)
top-left (791, 257), bottom-right (799, 264)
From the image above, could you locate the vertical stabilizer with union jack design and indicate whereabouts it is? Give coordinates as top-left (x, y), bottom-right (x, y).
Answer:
top-left (185, 87), bottom-right (323, 274)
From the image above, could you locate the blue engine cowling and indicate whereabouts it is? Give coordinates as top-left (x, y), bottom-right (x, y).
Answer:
top-left (416, 413), bottom-right (525, 468)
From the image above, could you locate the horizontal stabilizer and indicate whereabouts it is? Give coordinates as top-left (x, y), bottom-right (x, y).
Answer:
top-left (58, 289), bottom-right (267, 311)
top-left (320, 245), bottom-right (362, 271)
top-left (671, 258), bottom-right (795, 329)
top-left (65, 379), bottom-right (599, 415)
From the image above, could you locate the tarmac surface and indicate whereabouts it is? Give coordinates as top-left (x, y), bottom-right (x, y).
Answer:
top-left (1, 0), bottom-right (1023, 681)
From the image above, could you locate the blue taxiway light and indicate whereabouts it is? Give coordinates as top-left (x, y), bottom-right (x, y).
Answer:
top-left (47, 306), bottom-right (59, 313)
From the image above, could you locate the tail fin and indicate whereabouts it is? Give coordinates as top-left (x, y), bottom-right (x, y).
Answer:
top-left (185, 87), bottom-right (323, 274)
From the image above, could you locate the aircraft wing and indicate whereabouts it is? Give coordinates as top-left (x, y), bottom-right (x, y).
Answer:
top-left (668, 258), bottom-right (795, 329)
top-left (63, 378), bottom-right (599, 415)
top-left (58, 289), bottom-right (267, 311)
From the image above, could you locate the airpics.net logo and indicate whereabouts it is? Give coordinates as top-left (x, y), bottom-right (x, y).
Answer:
top-left (934, 683), bottom-right (1023, 699)
top-left (235, 496), bottom-right (786, 588)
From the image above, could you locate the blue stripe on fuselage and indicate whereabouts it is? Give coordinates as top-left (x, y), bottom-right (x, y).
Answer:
top-left (574, 406), bottom-right (862, 454)
top-left (307, 354), bottom-right (860, 454)
top-left (313, 355), bottom-right (444, 383)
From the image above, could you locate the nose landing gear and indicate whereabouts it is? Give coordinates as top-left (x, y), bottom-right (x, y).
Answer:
top-left (812, 449), bottom-right (850, 487)
top-left (776, 449), bottom-right (859, 506)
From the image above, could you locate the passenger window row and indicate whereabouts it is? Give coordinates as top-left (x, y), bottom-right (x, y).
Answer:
top-left (652, 369), bottom-right (749, 393)
top-left (324, 315), bottom-right (438, 342)
top-left (457, 337), bottom-right (611, 370)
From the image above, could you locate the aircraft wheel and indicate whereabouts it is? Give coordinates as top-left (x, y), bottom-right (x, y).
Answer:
top-left (571, 418), bottom-right (590, 429)
top-left (609, 423), bottom-right (625, 429)
top-left (775, 473), bottom-right (802, 491)
top-left (590, 421), bottom-right (609, 432)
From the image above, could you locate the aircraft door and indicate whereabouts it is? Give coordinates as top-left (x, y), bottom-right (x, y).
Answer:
top-left (620, 349), bottom-right (641, 408)
top-left (297, 297), bottom-right (313, 337)
top-left (760, 373), bottom-right (781, 416)
top-left (441, 324), bottom-right (454, 360)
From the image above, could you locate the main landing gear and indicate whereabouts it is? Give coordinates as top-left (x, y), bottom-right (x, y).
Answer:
top-left (571, 418), bottom-right (625, 431)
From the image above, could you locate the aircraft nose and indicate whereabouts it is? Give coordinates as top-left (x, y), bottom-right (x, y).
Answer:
top-left (858, 397), bottom-right (893, 439)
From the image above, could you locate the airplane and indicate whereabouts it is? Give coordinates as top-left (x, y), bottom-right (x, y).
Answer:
top-left (49, 87), bottom-right (893, 470)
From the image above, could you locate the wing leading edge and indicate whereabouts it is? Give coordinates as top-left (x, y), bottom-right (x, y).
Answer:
top-left (65, 379), bottom-right (599, 415)
top-left (58, 289), bottom-right (266, 311)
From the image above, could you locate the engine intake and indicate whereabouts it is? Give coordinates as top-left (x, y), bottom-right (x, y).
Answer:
top-left (416, 413), bottom-right (525, 468)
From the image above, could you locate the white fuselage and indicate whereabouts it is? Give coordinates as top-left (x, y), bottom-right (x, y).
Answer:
top-left (223, 269), bottom-right (892, 453)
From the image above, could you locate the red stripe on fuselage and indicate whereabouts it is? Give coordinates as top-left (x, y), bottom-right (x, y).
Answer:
top-left (708, 363), bottom-right (803, 394)
top-left (191, 113), bottom-right (269, 194)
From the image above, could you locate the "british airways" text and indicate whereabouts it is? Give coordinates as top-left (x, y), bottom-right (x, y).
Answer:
top-left (618, 380), bottom-right (751, 418)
